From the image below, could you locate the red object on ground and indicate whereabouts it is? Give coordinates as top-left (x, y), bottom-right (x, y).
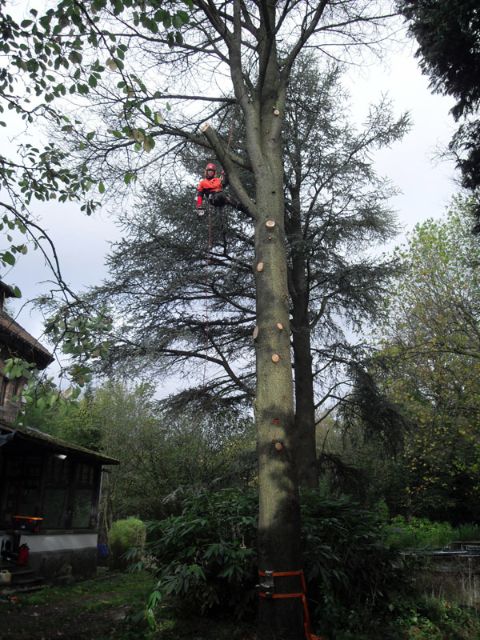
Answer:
top-left (17, 544), bottom-right (29, 566)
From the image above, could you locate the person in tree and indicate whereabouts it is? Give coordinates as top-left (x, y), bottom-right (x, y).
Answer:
top-left (195, 162), bottom-right (247, 215)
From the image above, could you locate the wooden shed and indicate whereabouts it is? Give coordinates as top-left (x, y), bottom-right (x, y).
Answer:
top-left (0, 281), bottom-right (118, 581)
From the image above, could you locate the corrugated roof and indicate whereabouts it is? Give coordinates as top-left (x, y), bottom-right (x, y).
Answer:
top-left (0, 311), bottom-right (54, 369)
top-left (0, 423), bottom-right (119, 465)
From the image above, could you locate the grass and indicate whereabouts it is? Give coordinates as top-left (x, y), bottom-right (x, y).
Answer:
top-left (6, 564), bottom-right (479, 639)
top-left (384, 516), bottom-right (480, 551)
top-left (22, 569), bottom-right (153, 609)
top-left (1, 570), bottom-right (155, 640)
top-left (2, 569), bottom-right (255, 640)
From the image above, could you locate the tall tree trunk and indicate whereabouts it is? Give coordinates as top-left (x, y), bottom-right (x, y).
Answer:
top-left (254, 163), bottom-right (304, 640)
top-left (292, 308), bottom-right (318, 488)
top-left (288, 190), bottom-right (318, 488)
top-left (200, 121), bottom-right (305, 639)
top-left (202, 1), bottom-right (306, 635)
top-left (252, 11), bottom-right (304, 636)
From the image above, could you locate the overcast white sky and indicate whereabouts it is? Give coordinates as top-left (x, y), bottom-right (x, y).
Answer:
top-left (346, 40), bottom-right (457, 230)
top-left (2, 26), bottom-right (458, 382)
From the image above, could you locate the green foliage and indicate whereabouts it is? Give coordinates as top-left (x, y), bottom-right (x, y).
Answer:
top-left (43, 307), bottom-right (113, 387)
top-left (318, 410), bottom-right (409, 514)
top-left (21, 382), bottom-right (102, 450)
top-left (367, 197), bottom-right (480, 521)
top-left (0, 0), bottom-right (189, 124)
top-left (143, 488), bottom-right (413, 638)
top-left (92, 382), bottom-right (255, 521)
top-left (400, 0), bottom-right (480, 119)
top-left (145, 488), bottom-right (257, 619)
top-left (2, 357), bottom-right (35, 381)
top-left (454, 523), bottom-right (480, 541)
top-left (385, 516), bottom-right (454, 550)
top-left (21, 380), bottom-right (256, 521)
top-left (0, 0), bottom-right (191, 320)
top-left (399, 0), bottom-right (480, 222)
top-left (2, 360), bottom-right (75, 420)
top-left (0, 0), bottom-right (100, 260)
top-left (20, 376), bottom-right (80, 420)
top-left (393, 596), bottom-right (480, 640)
top-left (108, 517), bottom-right (146, 570)
top-left (300, 492), bottom-right (413, 637)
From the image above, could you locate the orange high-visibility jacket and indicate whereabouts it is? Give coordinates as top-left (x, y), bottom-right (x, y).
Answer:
top-left (196, 175), bottom-right (224, 208)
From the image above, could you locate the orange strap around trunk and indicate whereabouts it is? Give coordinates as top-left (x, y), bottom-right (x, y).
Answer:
top-left (257, 570), bottom-right (326, 640)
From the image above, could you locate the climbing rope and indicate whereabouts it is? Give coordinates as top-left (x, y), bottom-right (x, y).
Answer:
top-left (199, 120), bottom-right (235, 386)
top-left (201, 200), bottom-right (213, 388)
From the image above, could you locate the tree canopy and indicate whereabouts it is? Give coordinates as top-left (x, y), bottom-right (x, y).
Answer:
top-left (399, 0), bottom-right (480, 226)
top-left (371, 197), bottom-right (480, 520)
top-left (67, 59), bottom-right (406, 487)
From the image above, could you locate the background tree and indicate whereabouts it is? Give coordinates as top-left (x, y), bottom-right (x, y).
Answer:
top-left (95, 382), bottom-right (256, 525)
top-left (21, 378), bottom-right (256, 523)
top-left (366, 197), bottom-right (480, 520)
top-left (0, 0), bottom-right (191, 360)
top-left (399, 0), bottom-right (480, 229)
top-left (318, 363), bottom-right (410, 511)
top-left (283, 58), bottom-right (406, 486)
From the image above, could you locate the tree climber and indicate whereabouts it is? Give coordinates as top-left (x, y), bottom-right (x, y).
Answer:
top-left (195, 162), bottom-right (247, 215)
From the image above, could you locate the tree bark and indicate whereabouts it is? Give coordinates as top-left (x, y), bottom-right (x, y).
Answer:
top-left (203, 109), bottom-right (304, 637)
top-left (288, 187), bottom-right (318, 488)
top-left (248, 4), bottom-right (304, 637)
top-left (254, 168), bottom-right (304, 639)
top-left (292, 307), bottom-right (318, 488)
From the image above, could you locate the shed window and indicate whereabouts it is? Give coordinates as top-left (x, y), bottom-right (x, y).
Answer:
top-left (3, 456), bottom-right (43, 520)
top-left (42, 456), bottom-right (70, 529)
top-left (72, 462), bottom-right (96, 529)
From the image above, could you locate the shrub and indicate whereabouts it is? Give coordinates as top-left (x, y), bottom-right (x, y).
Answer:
top-left (300, 491), bottom-right (413, 636)
top-left (385, 516), bottom-right (454, 550)
top-left (108, 517), bottom-right (147, 570)
top-left (391, 596), bottom-right (480, 640)
top-left (145, 488), bottom-right (257, 619)
top-left (453, 523), bottom-right (480, 541)
top-left (144, 488), bottom-right (413, 638)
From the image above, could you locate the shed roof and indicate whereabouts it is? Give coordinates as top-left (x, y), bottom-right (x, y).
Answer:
top-left (0, 311), bottom-right (54, 370)
top-left (0, 281), bottom-right (16, 301)
top-left (0, 423), bottom-right (119, 465)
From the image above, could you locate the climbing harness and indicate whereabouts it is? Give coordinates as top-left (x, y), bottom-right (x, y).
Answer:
top-left (258, 569), bottom-right (327, 640)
